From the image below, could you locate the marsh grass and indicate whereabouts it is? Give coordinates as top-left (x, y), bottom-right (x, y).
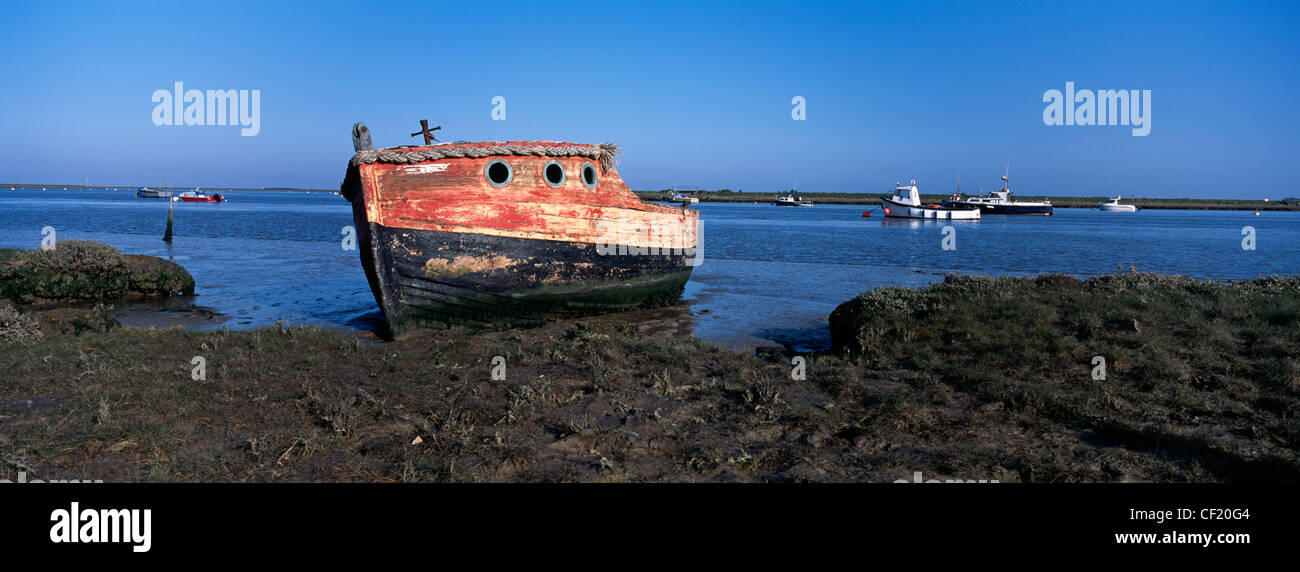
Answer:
top-left (0, 241), bottom-right (194, 304)
top-left (0, 272), bottom-right (1295, 482)
top-left (831, 272), bottom-right (1300, 482)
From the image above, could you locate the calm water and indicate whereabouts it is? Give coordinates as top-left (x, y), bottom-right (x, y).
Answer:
top-left (2, 188), bottom-right (1297, 351)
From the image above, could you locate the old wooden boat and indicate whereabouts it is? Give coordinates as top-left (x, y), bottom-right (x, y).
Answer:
top-left (340, 125), bottom-right (699, 336)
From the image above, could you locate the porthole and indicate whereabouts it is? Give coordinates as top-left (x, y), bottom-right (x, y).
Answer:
top-left (543, 161), bottom-right (566, 188)
top-left (581, 162), bottom-right (598, 190)
top-left (485, 159), bottom-right (513, 187)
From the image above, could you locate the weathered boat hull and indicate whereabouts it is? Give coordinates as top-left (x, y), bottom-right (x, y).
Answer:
top-left (356, 222), bottom-right (692, 332)
top-left (342, 141), bottom-right (698, 336)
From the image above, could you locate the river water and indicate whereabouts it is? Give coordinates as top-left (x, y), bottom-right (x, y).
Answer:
top-left (2, 189), bottom-right (1296, 351)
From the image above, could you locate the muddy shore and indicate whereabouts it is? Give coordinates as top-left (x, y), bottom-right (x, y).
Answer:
top-left (2, 244), bottom-right (1295, 482)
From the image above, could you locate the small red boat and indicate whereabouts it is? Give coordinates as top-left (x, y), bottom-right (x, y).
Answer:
top-left (177, 189), bottom-right (224, 202)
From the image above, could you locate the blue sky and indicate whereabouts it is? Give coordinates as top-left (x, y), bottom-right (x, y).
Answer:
top-left (1, 0), bottom-right (1296, 197)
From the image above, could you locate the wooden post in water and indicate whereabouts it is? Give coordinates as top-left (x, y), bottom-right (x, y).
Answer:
top-left (163, 199), bottom-right (174, 242)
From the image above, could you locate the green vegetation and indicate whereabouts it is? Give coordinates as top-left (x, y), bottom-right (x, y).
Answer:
top-left (0, 304), bottom-right (43, 345)
top-left (830, 273), bottom-right (1300, 482)
top-left (3, 245), bottom-right (1296, 482)
top-left (0, 241), bottom-right (194, 304)
top-left (2, 271), bottom-right (1295, 482)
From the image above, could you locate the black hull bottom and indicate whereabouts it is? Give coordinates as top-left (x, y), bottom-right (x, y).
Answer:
top-left (361, 224), bottom-right (694, 336)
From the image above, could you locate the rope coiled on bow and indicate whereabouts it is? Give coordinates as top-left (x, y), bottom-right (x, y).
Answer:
top-left (350, 142), bottom-right (622, 173)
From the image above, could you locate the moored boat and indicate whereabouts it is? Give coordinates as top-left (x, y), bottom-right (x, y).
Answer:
top-left (666, 190), bottom-right (699, 204)
top-left (881, 179), bottom-right (980, 220)
top-left (942, 168), bottom-right (1052, 215)
top-left (773, 191), bottom-right (813, 206)
top-left (177, 189), bottom-right (224, 202)
top-left (1096, 196), bottom-right (1137, 212)
top-left (340, 124), bottom-right (699, 336)
top-left (136, 187), bottom-right (172, 198)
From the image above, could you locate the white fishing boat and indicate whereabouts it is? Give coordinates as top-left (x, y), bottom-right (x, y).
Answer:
top-left (881, 179), bottom-right (980, 220)
top-left (1096, 196), bottom-right (1137, 212)
top-left (773, 191), bottom-right (813, 206)
top-left (941, 165), bottom-right (1052, 215)
top-left (666, 189), bottom-right (699, 204)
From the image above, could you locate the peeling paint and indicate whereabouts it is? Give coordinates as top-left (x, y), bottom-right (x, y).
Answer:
top-left (424, 255), bottom-right (516, 278)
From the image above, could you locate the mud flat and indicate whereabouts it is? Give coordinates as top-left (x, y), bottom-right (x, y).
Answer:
top-left (2, 262), bottom-right (1297, 482)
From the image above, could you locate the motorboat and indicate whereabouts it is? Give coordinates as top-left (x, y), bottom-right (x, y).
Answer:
top-left (666, 190), bottom-right (699, 204)
top-left (177, 189), bottom-right (225, 202)
top-left (942, 167), bottom-right (1052, 215)
top-left (773, 191), bottom-right (813, 206)
top-left (881, 180), bottom-right (980, 220)
top-left (136, 187), bottom-right (172, 198)
top-left (1096, 196), bottom-right (1137, 212)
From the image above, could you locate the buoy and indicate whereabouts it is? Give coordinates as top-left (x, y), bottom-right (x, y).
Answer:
top-left (1254, 212), bottom-right (1260, 216)
top-left (862, 211), bottom-right (871, 217)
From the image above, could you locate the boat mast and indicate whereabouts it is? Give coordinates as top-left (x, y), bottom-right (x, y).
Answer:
top-left (1002, 159), bottom-right (1010, 194)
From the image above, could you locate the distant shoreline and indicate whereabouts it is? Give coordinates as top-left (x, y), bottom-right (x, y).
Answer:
top-left (1, 184), bottom-right (336, 193)
top-left (634, 191), bottom-right (1300, 211)
top-left (2, 185), bottom-right (1295, 211)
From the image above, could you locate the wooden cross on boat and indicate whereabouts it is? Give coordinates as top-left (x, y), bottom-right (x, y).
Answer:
top-left (410, 119), bottom-right (441, 144)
